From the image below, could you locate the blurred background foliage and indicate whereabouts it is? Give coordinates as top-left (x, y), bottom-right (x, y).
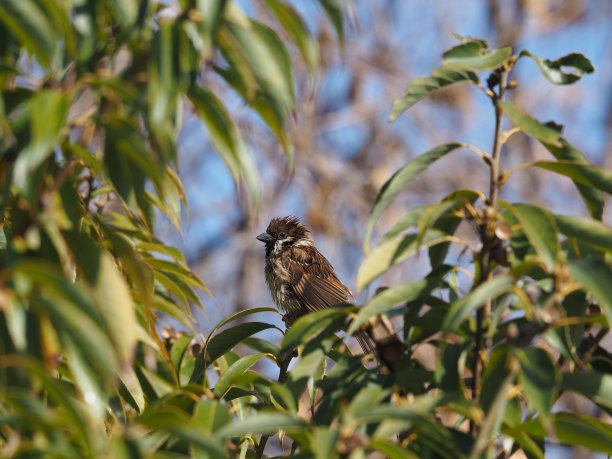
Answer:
top-left (1, 0), bottom-right (612, 458)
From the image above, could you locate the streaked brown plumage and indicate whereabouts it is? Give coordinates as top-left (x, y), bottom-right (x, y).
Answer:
top-left (256, 216), bottom-right (377, 359)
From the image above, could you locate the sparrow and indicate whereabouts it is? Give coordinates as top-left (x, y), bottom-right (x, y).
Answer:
top-left (256, 216), bottom-right (378, 360)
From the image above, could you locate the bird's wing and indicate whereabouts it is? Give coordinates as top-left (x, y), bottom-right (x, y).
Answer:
top-left (285, 246), bottom-right (354, 313)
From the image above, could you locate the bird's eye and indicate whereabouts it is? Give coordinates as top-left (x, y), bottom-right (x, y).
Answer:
top-left (279, 232), bottom-right (287, 239)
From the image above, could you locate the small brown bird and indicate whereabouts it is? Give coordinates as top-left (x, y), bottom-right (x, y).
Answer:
top-left (256, 216), bottom-right (377, 359)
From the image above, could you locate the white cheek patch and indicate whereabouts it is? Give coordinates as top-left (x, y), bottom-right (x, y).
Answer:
top-left (272, 237), bottom-right (293, 255)
top-left (293, 238), bottom-right (313, 248)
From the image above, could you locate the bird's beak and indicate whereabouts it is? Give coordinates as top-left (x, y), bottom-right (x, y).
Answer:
top-left (256, 232), bottom-right (274, 243)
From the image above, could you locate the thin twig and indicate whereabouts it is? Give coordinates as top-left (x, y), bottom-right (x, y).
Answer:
top-left (471, 65), bottom-right (510, 437)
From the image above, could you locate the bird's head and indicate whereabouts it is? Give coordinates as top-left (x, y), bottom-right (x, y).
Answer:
top-left (256, 216), bottom-right (313, 257)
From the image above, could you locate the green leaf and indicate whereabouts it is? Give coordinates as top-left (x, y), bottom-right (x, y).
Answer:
top-left (357, 230), bottom-right (453, 291)
top-left (318, 0), bottom-right (344, 47)
top-left (213, 352), bottom-right (267, 398)
top-left (205, 322), bottom-right (278, 364)
top-left (310, 427), bottom-right (339, 459)
top-left (0, 0), bottom-right (59, 68)
top-left (138, 409), bottom-right (227, 457)
top-left (348, 272), bottom-right (448, 336)
top-left (263, 0), bottom-right (318, 73)
top-left (364, 143), bottom-right (463, 252)
top-left (568, 258), bottom-right (612, 327)
top-left (390, 68), bottom-right (478, 121)
top-left (188, 84), bottom-right (260, 208)
top-left (216, 412), bottom-right (307, 437)
top-left (443, 275), bottom-right (514, 332)
top-left (13, 90), bottom-right (70, 187)
top-left (281, 307), bottom-right (348, 354)
top-left (472, 347), bottom-right (516, 457)
top-left (222, 6), bottom-right (294, 114)
top-left (106, 0), bottom-right (139, 32)
top-left (531, 160), bottom-right (612, 196)
top-left (91, 253), bottom-right (138, 365)
top-left (443, 42), bottom-right (512, 71)
top-left (498, 101), bottom-right (561, 147)
top-left (515, 348), bottom-right (558, 424)
top-left (503, 203), bottom-right (558, 271)
top-left (562, 371), bottom-right (612, 412)
top-left (193, 399), bottom-right (232, 433)
top-left (540, 138), bottom-right (603, 219)
top-left (555, 214), bottom-right (612, 253)
top-left (521, 412), bottom-right (612, 454)
top-left (521, 51), bottom-right (595, 85)
top-left (429, 190), bottom-right (480, 267)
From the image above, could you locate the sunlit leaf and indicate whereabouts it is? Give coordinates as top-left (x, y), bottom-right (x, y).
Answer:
top-left (531, 160), bottom-right (612, 196)
top-left (193, 399), bottom-right (232, 433)
top-left (443, 42), bottom-right (512, 71)
top-left (0, 0), bottom-right (59, 68)
top-left (521, 51), bottom-right (595, 85)
top-left (390, 68), bottom-right (478, 121)
top-left (443, 275), bottom-right (514, 332)
top-left (358, 230), bottom-right (453, 291)
top-left (499, 100), bottom-right (561, 147)
top-left (516, 347), bottom-right (558, 424)
top-left (13, 90), bottom-right (70, 187)
top-left (348, 271), bottom-right (448, 335)
top-left (188, 84), bottom-right (260, 207)
top-left (555, 214), bottom-right (612, 253)
top-left (217, 412), bottom-right (307, 437)
top-left (568, 258), bottom-right (612, 327)
top-left (562, 371), bottom-right (612, 412)
top-left (205, 322), bottom-right (278, 365)
top-left (263, 0), bottom-right (318, 73)
top-left (364, 143), bottom-right (462, 252)
top-left (318, 0), bottom-right (344, 46)
top-left (541, 138), bottom-right (603, 219)
top-left (503, 203), bottom-right (558, 271)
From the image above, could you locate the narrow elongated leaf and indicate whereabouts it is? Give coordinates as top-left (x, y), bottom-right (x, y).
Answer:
top-left (541, 138), bottom-right (603, 219)
top-left (213, 352), bottom-right (266, 397)
top-left (515, 348), bottom-right (557, 424)
top-left (188, 84), bottom-right (260, 207)
top-left (531, 161), bottom-right (612, 195)
top-left (562, 371), bottom-right (612, 412)
top-left (358, 230), bottom-right (452, 291)
top-left (348, 273), bottom-right (447, 335)
top-left (443, 275), bottom-right (514, 332)
top-left (0, 0), bottom-right (59, 67)
top-left (364, 143), bottom-right (462, 252)
top-left (521, 51), bottom-right (595, 85)
top-left (205, 322), bottom-right (277, 364)
top-left (499, 101), bottom-right (561, 147)
top-left (443, 42), bottom-right (512, 71)
top-left (429, 190), bottom-right (480, 267)
top-left (92, 253), bottom-right (137, 364)
top-left (318, 0), bottom-right (344, 46)
top-left (106, 0), bottom-right (139, 32)
top-left (281, 307), bottom-right (348, 354)
top-left (138, 410), bottom-right (227, 457)
top-left (569, 258), bottom-right (612, 326)
top-left (216, 412), bottom-right (307, 437)
top-left (503, 203), bottom-right (558, 271)
top-left (310, 427), bottom-right (340, 459)
top-left (555, 214), bottom-right (612, 253)
top-left (14, 90), bottom-right (70, 187)
top-left (521, 413), bottom-right (612, 454)
top-left (263, 0), bottom-right (318, 73)
top-left (390, 68), bottom-right (478, 121)
top-left (193, 399), bottom-right (232, 433)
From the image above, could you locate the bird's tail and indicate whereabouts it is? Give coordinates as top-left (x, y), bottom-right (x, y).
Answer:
top-left (355, 330), bottom-right (379, 363)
